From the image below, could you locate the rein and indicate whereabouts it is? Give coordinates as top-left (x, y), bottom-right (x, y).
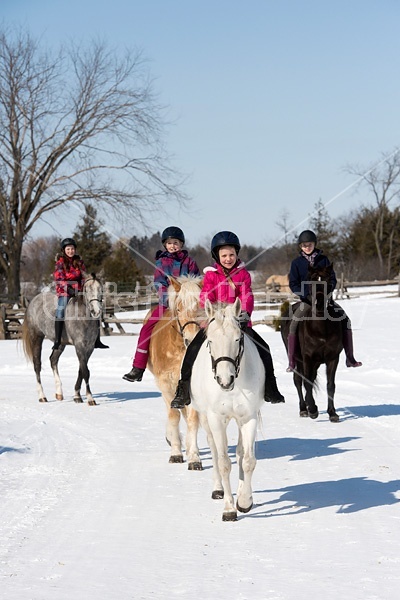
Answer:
top-left (207, 318), bottom-right (245, 379)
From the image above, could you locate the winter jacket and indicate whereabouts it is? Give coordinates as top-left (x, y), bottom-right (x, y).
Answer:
top-left (200, 261), bottom-right (254, 318)
top-left (54, 254), bottom-right (86, 297)
top-left (289, 249), bottom-right (337, 301)
top-left (153, 249), bottom-right (200, 307)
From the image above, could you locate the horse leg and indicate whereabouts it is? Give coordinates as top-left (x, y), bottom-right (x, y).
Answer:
top-left (31, 334), bottom-right (47, 402)
top-left (293, 371), bottom-right (308, 417)
top-left (75, 349), bottom-right (97, 405)
top-left (236, 418), bottom-right (257, 514)
top-left (207, 413), bottom-right (236, 521)
top-left (49, 347), bottom-right (65, 401)
top-left (303, 364), bottom-right (319, 419)
top-left (165, 401), bottom-right (184, 463)
top-left (199, 413), bottom-right (223, 500)
top-left (326, 359), bottom-right (340, 422)
top-left (182, 406), bottom-right (202, 470)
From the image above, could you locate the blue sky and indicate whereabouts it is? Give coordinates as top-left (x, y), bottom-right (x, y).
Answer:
top-left (3, 0), bottom-right (400, 248)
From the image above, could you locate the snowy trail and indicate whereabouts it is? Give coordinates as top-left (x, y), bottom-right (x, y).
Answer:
top-left (1, 291), bottom-right (400, 599)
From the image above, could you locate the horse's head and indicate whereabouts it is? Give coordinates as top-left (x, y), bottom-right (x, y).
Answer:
top-left (83, 274), bottom-right (103, 320)
top-left (205, 298), bottom-right (244, 391)
top-left (307, 264), bottom-right (334, 316)
top-left (168, 275), bottom-right (203, 347)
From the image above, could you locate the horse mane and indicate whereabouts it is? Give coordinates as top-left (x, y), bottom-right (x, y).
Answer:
top-left (205, 301), bottom-right (241, 331)
top-left (168, 275), bottom-right (203, 315)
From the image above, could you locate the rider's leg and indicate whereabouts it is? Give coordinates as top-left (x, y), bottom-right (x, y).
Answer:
top-left (286, 302), bottom-right (308, 372)
top-left (342, 318), bottom-right (362, 367)
top-left (53, 296), bottom-right (68, 350)
top-left (94, 320), bottom-right (109, 349)
top-left (123, 305), bottom-right (166, 382)
top-left (245, 328), bottom-right (285, 403)
top-left (331, 303), bottom-right (362, 368)
top-left (170, 329), bottom-right (206, 409)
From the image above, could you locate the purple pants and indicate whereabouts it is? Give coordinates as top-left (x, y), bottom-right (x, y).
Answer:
top-left (132, 304), bottom-right (167, 369)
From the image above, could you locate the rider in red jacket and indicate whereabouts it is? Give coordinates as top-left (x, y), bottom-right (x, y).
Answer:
top-left (52, 238), bottom-right (108, 351)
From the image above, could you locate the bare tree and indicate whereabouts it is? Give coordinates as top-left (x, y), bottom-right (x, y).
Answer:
top-left (275, 208), bottom-right (292, 246)
top-left (0, 29), bottom-right (187, 301)
top-left (345, 149), bottom-right (400, 278)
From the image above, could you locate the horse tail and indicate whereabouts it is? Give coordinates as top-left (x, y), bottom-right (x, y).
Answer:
top-left (21, 317), bottom-right (34, 363)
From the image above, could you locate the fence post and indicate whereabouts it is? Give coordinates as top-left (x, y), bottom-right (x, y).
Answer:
top-left (0, 304), bottom-right (6, 340)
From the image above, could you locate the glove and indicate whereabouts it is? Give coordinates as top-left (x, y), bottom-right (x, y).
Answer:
top-left (239, 311), bottom-right (250, 330)
top-left (67, 285), bottom-right (76, 297)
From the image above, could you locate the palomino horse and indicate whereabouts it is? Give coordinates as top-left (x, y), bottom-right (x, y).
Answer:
top-left (280, 264), bottom-right (343, 422)
top-left (266, 274), bottom-right (290, 293)
top-left (22, 275), bottom-right (103, 406)
top-left (190, 299), bottom-right (265, 521)
top-left (147, 275), bottom-right (204, 469)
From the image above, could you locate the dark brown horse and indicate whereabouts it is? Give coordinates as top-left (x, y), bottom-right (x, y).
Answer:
top-left (280, 264), bottom-right (343, 422)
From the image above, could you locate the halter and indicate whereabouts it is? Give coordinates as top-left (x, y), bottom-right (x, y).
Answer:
top-left (82, 277), bottom-right (103, 306)
top-left (174, 316), bottom-right (201, 338)
top-left (207, 318), bottom-right (245, 380)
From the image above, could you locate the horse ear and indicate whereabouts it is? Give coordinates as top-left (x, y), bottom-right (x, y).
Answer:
top-left (205, 299), bottom-right (214, 320)
top-left (233, 297), bottom-right (242, 317)
top-left (169, 276), bottom-right (181, 292)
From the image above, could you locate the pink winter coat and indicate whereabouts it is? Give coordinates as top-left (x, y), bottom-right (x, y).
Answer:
top-left (199, 261), bottom-right (254, 320)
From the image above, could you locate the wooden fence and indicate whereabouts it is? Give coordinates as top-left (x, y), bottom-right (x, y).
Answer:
top-left (1, 279), bottom-right (398, 340)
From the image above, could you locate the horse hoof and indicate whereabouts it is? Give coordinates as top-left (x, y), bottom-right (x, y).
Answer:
top-left (74, 397), bottom-right (83, 403)
top-left (222, 511), bottom-right (237, 522)
top-left (212, 490), bottom-right (224, 500)
top-left (329, 413), bottom-right (340, 423)
top-left (88, 400), bottom-right (98, 406)
top-left (55, 394), bottom-right (63, 401)
top-left (39, 397), bottom-right (48, 403)
top-left (169, 455), bottom-right (184, 464)
top-left (309, 410), bottom-right (319, 419)
top-left (237, 501), bottom-right (253, 514)
top-left (299, 410), bottom-right (308, 418)
top-left (188, 462), bottom-right (203, 471)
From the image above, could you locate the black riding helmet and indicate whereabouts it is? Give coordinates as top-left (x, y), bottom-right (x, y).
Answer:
top-left (298, 230), bottom-right (317, 245)
top-left (211, 231), bottom-right (241, 262)
top-left (61, 237), bottom-right (77, 251)
top-left (161, 226), bottom-right (185, 245)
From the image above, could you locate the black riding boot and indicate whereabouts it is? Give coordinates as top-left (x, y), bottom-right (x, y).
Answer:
top-left (343, 329), bottom-right (362, 367)
top-left (52, 320), bottom-right (64, 350)
top-left (123, 366), bottom-right (145, 382)
top-left (170, 329), bottom-right (206, 409)
top-left (94, 331), bottom-right (109, 349)
top-left (246, 328), bottom-right (285, 403)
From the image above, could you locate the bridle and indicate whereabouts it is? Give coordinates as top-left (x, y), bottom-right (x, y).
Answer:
top-left (82, 277), bottom-right (103, 309)
top-left (207, 318), bottom-right (245, 380)
top-left (174, 315), bottom-right (201, 338)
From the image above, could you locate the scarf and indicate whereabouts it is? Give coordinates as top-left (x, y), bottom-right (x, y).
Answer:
top-left (301, 250), bottom-right (318, 266)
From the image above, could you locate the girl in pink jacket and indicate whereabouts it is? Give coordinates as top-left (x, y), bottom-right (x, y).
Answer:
top-left (171, 231), bottom-right (284, 408)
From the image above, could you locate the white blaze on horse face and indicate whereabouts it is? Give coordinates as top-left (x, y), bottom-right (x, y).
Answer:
top-left (84, 278), bottom-right (103, 319)
top-left (207, 314), bottom-right (241, 391)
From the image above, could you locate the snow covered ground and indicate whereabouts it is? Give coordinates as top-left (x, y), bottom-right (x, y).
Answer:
top-left (1, 286), bottom-right (399, 600)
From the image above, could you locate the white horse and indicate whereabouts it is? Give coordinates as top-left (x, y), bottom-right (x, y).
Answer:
top-left (190, 298), bottom-right (265, 521)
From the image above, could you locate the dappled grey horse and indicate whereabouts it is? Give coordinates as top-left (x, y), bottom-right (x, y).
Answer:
top-left (22, 275), bottom-right (103, 405)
